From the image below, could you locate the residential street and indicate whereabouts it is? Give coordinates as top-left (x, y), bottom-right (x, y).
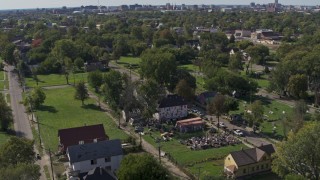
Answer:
top-left (6, 65), bottom-right (33, 139)
top-left (5, 65), bottom-right (50, 180)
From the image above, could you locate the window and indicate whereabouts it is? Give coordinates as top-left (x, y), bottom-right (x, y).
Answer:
top-left (79, 140), bottom-right (84, 144)
top-left (105, 157), bottom-right (111, 162)
top-left (261, 165), bottom-right (264, 169)
top-left (243, 169), bottom-right (246, 174)
top-left (228, 157), bottom-right (230, 160)
top-left (257, 166), bottom-right (260, 170)
top-left (266, 164), bottom-right (269, 168)
top-left (105, 166), bottom-right (111, 170)
top-left (91, 159), bottom-right (97, 165)
top-left (93, 138), bottom-right (98, 143)
top-left (263, 156), bottom-right (266, 161)
top-left (252, 167), bottom-right (255, 172)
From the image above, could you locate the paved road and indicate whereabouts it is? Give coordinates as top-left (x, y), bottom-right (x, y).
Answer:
top-left (109, 62), bottom-right (140, 82)
top-left (6, 65), bottom-right (33, 139)
top-left (5, 65), bottom-right (49, 180)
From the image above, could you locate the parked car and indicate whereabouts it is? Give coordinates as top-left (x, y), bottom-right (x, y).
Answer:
top-left (217, 122), bottom-right (226, 128)
top-left (233, 129), bottom-right (244, 136)
top-left (134, 126), bottom-right (144, 133)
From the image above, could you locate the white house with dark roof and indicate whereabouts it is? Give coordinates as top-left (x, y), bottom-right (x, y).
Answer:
top-left (67, 139), bottom-right (123, 177)
top-left (154, 94), bottom-right (188, 122)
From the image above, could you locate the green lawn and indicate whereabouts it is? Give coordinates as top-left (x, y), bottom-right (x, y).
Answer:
top-left (0, 71), bottom-right (4, 80)
top-left (186, 160), bottom-right (224, 179)
top-left (0, 132), bottom-right (12, 146)
top-left (25, 73), bottom-right (87, 88)
top-left (178, 64), bottom-right (199, 73)
top-left (143, 132), bottom-right (247, 166)
top-left (118, 56), bottom-right (142, 65)
top-left (35, 87), bottom-right (129, 152)
top-left (230, 95), bottom-right (293, 138)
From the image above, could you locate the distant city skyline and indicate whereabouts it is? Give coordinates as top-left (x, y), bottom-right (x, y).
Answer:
top-left (1, 0), bottom-right (319, 10)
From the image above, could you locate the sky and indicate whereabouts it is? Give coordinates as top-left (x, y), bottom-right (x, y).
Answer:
top-left (0, 0), bottom-right (318, 10)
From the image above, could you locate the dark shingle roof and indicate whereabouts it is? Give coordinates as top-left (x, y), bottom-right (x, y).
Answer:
top-left (257, 144), bottom-right (275, 156)
top-left (67, 140), bottom-right (123, 164)
top-left (158, 95), bottom-right (187, 108)
top-left (58, 124), bottom-right (107, 152)
top-left (83, 167), bottom-right (116, 180)
top-left (230, 144), bottom-right (274, 167)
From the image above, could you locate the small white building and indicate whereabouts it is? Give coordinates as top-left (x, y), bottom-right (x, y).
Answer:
top-left (67, 139), bottom-right (123, 176)
top-left (154, 95), bottom-right (188, 122)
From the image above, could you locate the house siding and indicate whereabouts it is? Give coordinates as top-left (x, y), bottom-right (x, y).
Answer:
top-left (69, 155), bottom-right (123, 174)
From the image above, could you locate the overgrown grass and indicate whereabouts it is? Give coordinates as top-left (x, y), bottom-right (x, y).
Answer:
top-left (25, 73), bottom-right (88, 88)
top-left (186, 160), bottom-right (224, 179)
top-left (143, 132), bottom-right (247, 166)
top-left (43, 165), bottom-right (51, 180)
top-left (0, 71), bottom-right (4, 80)
top-left (230, 95), bottom-right (293, 138)
top-left (34, 87), bottom-right (129, 152)
top-left (0, 132), bottom-right (12, 146)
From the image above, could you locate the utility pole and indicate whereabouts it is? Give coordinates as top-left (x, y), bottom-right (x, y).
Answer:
top-left (139, 132), bottom-right (142, 147)
top-left (157, 139), bottom-right (161, 163)
top-left (49, 148), bottom-right (55, 180)
top-left (197, 166), bottom-right (203, 180)
top-left (36, 115), bottom-right (41, 147)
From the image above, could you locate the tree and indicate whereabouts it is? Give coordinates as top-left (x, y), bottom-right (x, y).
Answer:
top-left (287, 74), bottom-right (308, 99)
top-left (74, 57), bottom-right (84, 70)
top-left (207, 94), bottom-right (228, 129)
top-left (0, 93), bottom-right (13, 131)
top-left (26, 87), bottom-right (46, 109)
top-left (0, 163), bottom-right (41, 180)
top-left (140, 49), bottom-right (177, 86)
top-left (101, 70), bottom-right (124, 109)
top-left (74, 81), bottom-right (89, 105)
top-left (2, 43), bottom-right (15, 65)
top-left (285, 100), bottom-right (309, 134)
top-left (99, 52), bottom-right (110, 67)
top-left (245, 100), bottom-right (264, 128)
top-left (117, 154), bottom-right (170, 180)
top-left (229, 34), bottom-right (235, 44)
top-left (228, 52), bottom-right (243, 72)
top-left (87, 71), bottom-right (103, 92)
top-left (175, 79), bottom-right (195, 101)
top-left (0, 137), bottom-right (35, 166)
top-left (272, 122), bottom-right (320, 180)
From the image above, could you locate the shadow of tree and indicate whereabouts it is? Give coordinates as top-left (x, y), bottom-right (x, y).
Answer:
top-left (81, 104), bottom-right (101, 111)
top-left (38, 105), bottom-right (58, 113)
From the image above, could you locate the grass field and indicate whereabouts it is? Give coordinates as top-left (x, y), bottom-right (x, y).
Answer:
top-left (35, 87), bottom-right (129, 151)
top-left (0, 71), bottom-right (4, 80)
top-left (178, 64), bottom-right (199, 73)
top-left (0, 132), bottom-right (12, 146)
top-left (230, 95), bottom-right (293, 138)
top-left (116, 56), bottom-right (142, 73)
top-left (186, 160), bottom-right (224, 179)
top-left (25, 73), bottom-right (87, 87)
top-left (143, 131), bottom-right (246, 179)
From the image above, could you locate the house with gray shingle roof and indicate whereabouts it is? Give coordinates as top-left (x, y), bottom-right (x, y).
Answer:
top-left (224, 144), bottom-right (275, 179)
top-left (67, 139), bottom-right (123, 178)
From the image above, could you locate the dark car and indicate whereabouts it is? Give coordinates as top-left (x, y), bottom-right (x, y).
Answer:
top-left (134, 126), bottom-right (144, 133)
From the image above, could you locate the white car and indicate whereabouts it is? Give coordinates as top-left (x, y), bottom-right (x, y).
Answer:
top-left (233, 129), bottom-right (244, 136)
top-left (218, 122), bottom-right (226, 128)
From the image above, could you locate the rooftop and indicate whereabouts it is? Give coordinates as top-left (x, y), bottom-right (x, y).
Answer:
top-left (67, 139), bottom-right (123, 164)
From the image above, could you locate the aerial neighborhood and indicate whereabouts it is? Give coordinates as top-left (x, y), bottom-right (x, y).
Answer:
top-left (0, 0), bottom-right (320, 180)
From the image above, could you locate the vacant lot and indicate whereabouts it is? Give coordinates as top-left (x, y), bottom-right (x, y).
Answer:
top-left (143, 130), bottom-right (247, 178)
top-left (25, 73), bottom-right (87, 87)
top-left (35, 87), bottom-right (129, 151)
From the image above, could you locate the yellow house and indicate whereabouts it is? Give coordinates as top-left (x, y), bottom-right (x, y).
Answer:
top-left (224, 144), bottom-right (275, 179)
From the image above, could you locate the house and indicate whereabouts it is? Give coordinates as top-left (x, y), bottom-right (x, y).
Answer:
top-left (84, 62), bottom-right (106, 72)
top-left (197, 91), bottom-right (216, 107)
top-left (154, 95), bottom-right (188, 122)
top-left (251, 29), bottom-right (281, 41)
top-left (121, 108), bottom-right (141, 122)
top-left (175, 117), bottom-right (205, 133)
top-left (81, 167), bottom-right (117, 180)
top-left (234, 30), bottom-right (251, 38)
top-left (67, 140), bottom-right (123, 176)
top-left (58, 124), bottom-right (108, 153)
top-left (224, 144), bottom-right (275, 179)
